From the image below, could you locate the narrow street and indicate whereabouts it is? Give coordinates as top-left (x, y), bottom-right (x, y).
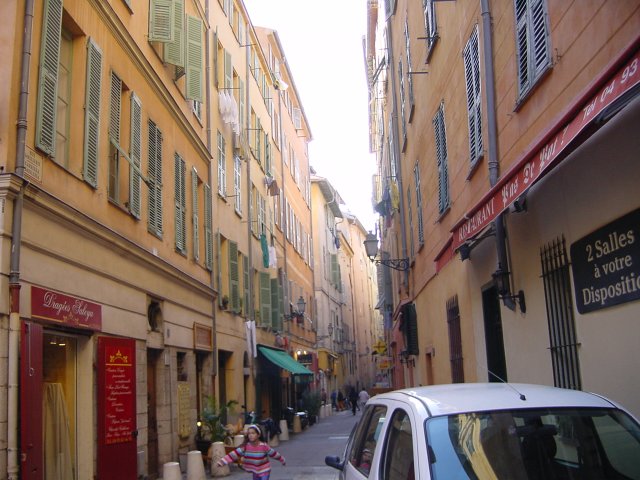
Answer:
top-left (172, 410), bottom-right (359, 480)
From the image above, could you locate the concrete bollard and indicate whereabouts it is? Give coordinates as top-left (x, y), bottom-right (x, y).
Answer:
top-left (269, 433), bottom-right (279, 447)
top-left (187, 450), bottom-right (206, 480)
top-left (163, 462), bottom-right (181, 480)
top-left (210, 442), bottom-right (230, 477)
top-left (293, 414), bottom-right (302, 433)
top-left (279, 419), bottom-right (289, 441)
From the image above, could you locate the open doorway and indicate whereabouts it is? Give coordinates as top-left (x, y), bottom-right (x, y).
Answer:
top-left (482, 285), bottom-right (508, 382)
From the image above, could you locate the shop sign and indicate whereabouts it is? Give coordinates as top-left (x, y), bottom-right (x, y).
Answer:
top-left (178, 382), bottom-right (192, 438)
top-left (570, 208), bottom-right (640, 313)
top-left (31, 286), bottom-right (102, 331)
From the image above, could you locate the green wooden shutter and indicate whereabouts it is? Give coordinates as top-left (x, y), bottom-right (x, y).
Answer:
top-left (270, 278), bottom-right (280, 330)
top-left (331, 254), bottom-right (338, 287)
top-left (265, 133), bottom-right (271, 175)
top-left (164, 0), bottom-right (184, 67)
top-left (109, 72), bottom-right (122, 144)
top-left (243, 254), bottom-right (249, 316)
top-left (83, 38), bottom-right (102, 187)
top-left (185, 15), bottom-right (203, 102)
top-left (260, 272), bottom-right (271, 328)
top-left (191, 168), bottom-right (200, 261)
top-left (238, 78), bottom-right (245, 131)
top-left (35, 0), bottom-right (63, 156)
top-left (216, 232), bottom-right (222, 306)
top-left (213, 29), bottom-right (219, 89)
top-left (204, 183), bottom-right (213, 269)
top-left (174, 153), bottom-right (186, 253)
top-left (229, 241), bottom-right (239, 311)
top-left (129, 93), bottom-right (142, 218)
top-left (148, 120), bottom-right (163, 235)
top-left (149, 0), bottom-right (174, 42)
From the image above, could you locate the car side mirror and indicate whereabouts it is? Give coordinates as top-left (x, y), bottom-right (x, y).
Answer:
top-left (325, 455), bottom-right (344, 470)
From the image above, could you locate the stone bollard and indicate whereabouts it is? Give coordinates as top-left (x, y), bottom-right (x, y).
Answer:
top-left (210, 442), bottom-right (230, 477)
top-left (293, 414), bottom-right (302, 433)
top-left (163, 462), bottom-right (181, 480)
top-left (187, 450), bottom-right (206, 480)
top-left (269, 433), bottom-right (279, 447)
top-left (278, 419), bottom-right (289, 441)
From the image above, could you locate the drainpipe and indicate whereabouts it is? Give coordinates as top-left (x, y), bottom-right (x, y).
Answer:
top-left (8, 0), bottom-right (35, 478)
top-left (481, 0), bottom-right (515, 309)
top-left (384, 19), bottom-right (409, 288)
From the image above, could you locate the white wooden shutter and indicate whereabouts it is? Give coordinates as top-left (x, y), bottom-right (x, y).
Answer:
top-left (83, 38), bottom-right (103, 188)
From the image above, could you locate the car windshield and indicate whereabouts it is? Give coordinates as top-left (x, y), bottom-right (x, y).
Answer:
top-left (426, 407), bottom-right (640, 480)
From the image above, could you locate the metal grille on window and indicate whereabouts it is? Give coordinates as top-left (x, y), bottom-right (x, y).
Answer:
top-left (540, 236), bottom-right (582, 390)
top-left (447, 295), bottom-right (464, 383)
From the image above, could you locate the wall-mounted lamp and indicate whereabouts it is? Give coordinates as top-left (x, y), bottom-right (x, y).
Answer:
top-left (284, 296), bottom-right (306, 321)
top-left (459, 243), bottom-right (471, 261)
top-left (364, 231), bottom-right (409, 271)
top-left (492, 263), bottom-right (526, 313)
top-left (399, 350), bottom-right (415, 367)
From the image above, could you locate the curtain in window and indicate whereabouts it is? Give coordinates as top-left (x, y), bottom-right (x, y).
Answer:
top-left (44, 383), bottom-right (74, 480)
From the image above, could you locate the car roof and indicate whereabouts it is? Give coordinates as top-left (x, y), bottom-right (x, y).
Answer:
top-left (372, 383), bottom-right (617, 417)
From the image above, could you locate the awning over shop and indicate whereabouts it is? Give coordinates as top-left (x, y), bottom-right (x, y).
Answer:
top-left (258, 346), bottom-right (313, 375)
top-left (451, 44), bottom-right (640, 252)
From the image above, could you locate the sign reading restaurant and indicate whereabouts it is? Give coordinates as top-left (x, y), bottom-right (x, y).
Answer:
top-left (31, 286), bottom-right (102, 331)
top-left (570, 208), bottom-right (640, 314)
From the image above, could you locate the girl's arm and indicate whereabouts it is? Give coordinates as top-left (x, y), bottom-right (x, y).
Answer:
top-left (216, 447), bottom-right (243, 466)
top-left (266, 447), bottom-right (286, 465)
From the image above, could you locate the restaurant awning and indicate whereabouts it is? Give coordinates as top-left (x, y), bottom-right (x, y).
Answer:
top-left (451, 43), bottom-right (640, 252)
top-left (258, 346), bottom-right (313, 375)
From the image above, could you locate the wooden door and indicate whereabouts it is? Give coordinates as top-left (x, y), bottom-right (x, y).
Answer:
top-left (21, 321), bottom-right (43, 479)
top-left (147, 350), bottom-right (159, 480)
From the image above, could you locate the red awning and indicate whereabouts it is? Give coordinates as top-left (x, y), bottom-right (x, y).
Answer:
top-left (451, 42), bottom-right (640, 252)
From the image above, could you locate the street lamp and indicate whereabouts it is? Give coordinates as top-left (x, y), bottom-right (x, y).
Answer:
top-left (492, 263), bottom-right (526, 313)
top-left (285, 295), bottom-right (306, 321)
top-left (363, 231), bottom-right (410, 271)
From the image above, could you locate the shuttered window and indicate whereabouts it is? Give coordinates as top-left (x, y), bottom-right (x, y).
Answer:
top-left (404, 15), bottom-right (415, 120)
top-left (55, 31), bottom-right (73, 167)
top-left (414, 162), bottom-right (424, 246)
top-left (148, 0), bottom-right (174, 42)
top-left (217, 131), bottom-right (226, 195)
top-left (464, 26), bottom-right (483, 165)
top-left (243, 254), bottom-right (250, 316)
top-left (265, 133), bottom-right (271, 175)
top-left (108, 72), bottom-right (123, 203)
top-left (185, 15), bottom-right (203, 102)
top-left (36, 0), bottom-right (63, 156)
top-left (229, 241), bottom-right (239, 312)
top-left (204, 183), bottom-right (213, 270)
top-left (398, 60), bottom-right (407, 151)
top-left (234, 155), bottom-right (242, 214)
top-left (224, 50), bottom-right (233, 89)
top-left (433, 102), bottom-right (449, 215)
top-left (83, 39), bottom-right (103, 188)
top-left (163, 0), bottom-right (184, 67)
top-left (407, 187), bottom-right (414, 257)
top-left (148, 120), bottom-right (163, 237)
top-left (129, 93), bottom-right (142, 218)
top-left (191, 168), bottom-right (200, 261)
top-left (174, 153), bottom-right (186, 254)
top-left (259, 272), bottom-right (271, 328)
top-left (270, 278), bottom-right (280, 331)
top-left (515, 0), bottom-right (551, 100)
top-left (423, 0), bottom-right (437, 59)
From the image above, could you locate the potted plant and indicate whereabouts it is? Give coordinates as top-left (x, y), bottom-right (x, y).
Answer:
top-left (220, 295), bottom-right (229, 310)
top-left (302, 390), bottom-right (322, 426)
top-left (196, 397), bottom-right (239, 456)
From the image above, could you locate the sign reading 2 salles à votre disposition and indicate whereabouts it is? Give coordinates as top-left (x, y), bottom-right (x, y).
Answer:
top-left (570, 208), bottom-right (640, 314)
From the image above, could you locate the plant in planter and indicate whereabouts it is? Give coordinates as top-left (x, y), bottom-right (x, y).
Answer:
top-left (196, 397), bottom-right (239, 456)
top-left (302, 390), bottom-right (322, 425)
top-left (220, 295), bottom-right (230, 310)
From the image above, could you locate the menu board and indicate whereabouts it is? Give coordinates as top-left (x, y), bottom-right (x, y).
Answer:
top-left (103, 344), bottom-right (135, 444)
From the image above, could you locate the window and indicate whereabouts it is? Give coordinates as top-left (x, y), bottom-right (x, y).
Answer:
top-left (217, 131), bottom-right (226, 196)
top-left (515, 0), bottom-right (551, 100)
top-left (423, 0), bottom-right (437, 60)
top-left (433, 102), bottom-right (449, 215)
top-left (407, 187), bottom-right (414, 258)
top-left (464, 26), bottom-right (483, 165)
top-left (381, 410), bottom-right (415, 480)
top-left (55, 30), bottom-right (73, 167)
top-left (204, 183), bottom-right (213, 269)
top-left (259, 272), bottom-right (271, 328)
top-left (191, 168), bottom-right (200, 261)
top-left (414, 162), bottom-right (424, 246)
top-left (148, 120), bottom-right (163, 237)
top-left (398, 61), bottom-right (407, 151)
top-left (174, 152), bottom-right (186, 254)
top-left (346, 405), bottom-right (387, 477)
top-left (258, 194), bottom-right (266, 235)
top-left (541, 237), bottom-right (582, 389)
top-left (229, 241), bottom-right (240, 312)
top-left (234, 155), bottom-right (242, 214)
top-left (447, 295), bottom-right (464, 383)
top-left (404, 16), bottom-right (415, 121)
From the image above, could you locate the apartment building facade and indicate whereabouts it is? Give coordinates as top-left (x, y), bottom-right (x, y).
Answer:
top-left (367, 0), bottom-right (640, 416)
top-left (0, 0), bottom-right (314, 478)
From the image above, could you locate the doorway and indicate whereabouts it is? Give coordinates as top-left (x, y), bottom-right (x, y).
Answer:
top-left (147, 350), bottom-right (160, 480)
top-left (43, 332), bottom-right (77, 479)
top-left (482, 285), bottom-right (508, 382)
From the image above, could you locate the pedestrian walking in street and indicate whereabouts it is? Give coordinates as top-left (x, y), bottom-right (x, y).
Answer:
top-left (349, 388), bottom-right (359, 415)
top-left (358, 388), bottom-right (370, 410)
top-left (337, 389), bottom-right (345, 411)
top-left (330, 389), bottom-right (337, 410)
top-left (321, 388), bottom-right (327, 405)
top-left (216, 424), bottom-right (286, 480)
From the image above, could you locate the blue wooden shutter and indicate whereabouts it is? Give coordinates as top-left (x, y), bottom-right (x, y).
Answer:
top-left (83, 38), bottom-right (103, 187)
top-left (35, 0), bottom-right (63, 156)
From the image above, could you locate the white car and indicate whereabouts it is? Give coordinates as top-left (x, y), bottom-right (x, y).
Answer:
top-left (325, 383), bottom-right (640, 479)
